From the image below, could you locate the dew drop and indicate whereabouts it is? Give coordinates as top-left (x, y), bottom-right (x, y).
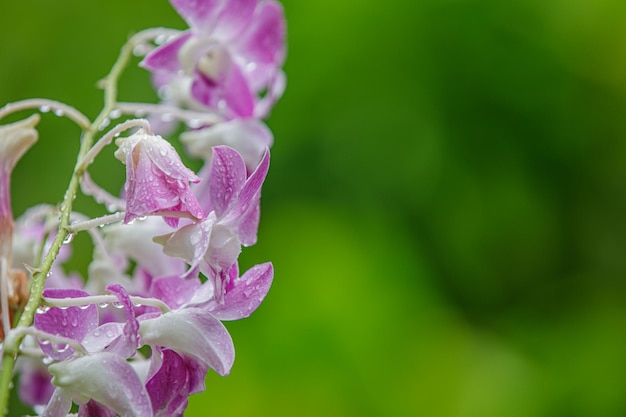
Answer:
top-left (62, 233), bottom-right (75, 245)
top-left (39, 339), bottom-right (51, 346)
top-left (53, 108), bottom-right (64, 117)
top-left (155, 34), bottom-right (168, 45)
top-left (39, 105), bottom-right (51, 113)
top-left (42, 356), bottom-right (54, 365)
top-left (98, 118), bottom-right (111, 131)
top-left (98, 302), bottom-right (110, 309)
top-left (133, 44), bottom-right (147, 56)
top-left (113, 302), bottom-right (124, 309)
top-left (109, 109), bottom-right (122, 119)
top-left (79, 304), bottom-right (90, 310)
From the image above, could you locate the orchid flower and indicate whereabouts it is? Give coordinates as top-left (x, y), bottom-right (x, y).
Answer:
top-left (141, 0), bottom-right (286, 119)
top-left (154, 145), bottom-right (269, 301)
top-left (34, 286), bottom-right (152, 417)
top-left (114, 129), bottom-right (204, 227)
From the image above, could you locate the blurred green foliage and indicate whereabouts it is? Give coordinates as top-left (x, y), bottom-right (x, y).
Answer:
top-left (2, 0), bottom-right (626, 416)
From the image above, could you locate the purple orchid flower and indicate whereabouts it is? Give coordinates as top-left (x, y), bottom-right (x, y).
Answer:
top-left (154, 145), bottom-right (269, 301)
top-left (114, 129), bottom-right (204, 228)
top-left (141, 0), bottom-right (286, 119)
top-left (137, 261), bottom-right (272, 415)
top-left (35, 285), bottom-right (152, 417)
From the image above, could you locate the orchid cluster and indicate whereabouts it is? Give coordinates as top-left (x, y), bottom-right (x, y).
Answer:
top-left (0, 0), bottom-right (285, 416)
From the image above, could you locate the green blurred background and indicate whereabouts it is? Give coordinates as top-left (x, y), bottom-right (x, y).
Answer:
top-left (2, 0), bottom-right (626, 416)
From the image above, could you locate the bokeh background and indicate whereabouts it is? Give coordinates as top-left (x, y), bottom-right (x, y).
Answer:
top-left (2, 0), bottom-right (626, 416)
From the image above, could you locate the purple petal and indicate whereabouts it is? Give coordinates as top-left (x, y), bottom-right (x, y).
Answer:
top-left (139, 307), bottom-right (234, 376)
top-left (210, 146), bottom-right (247, 217)
top-left (140, 31), bottom-right (192, 73)
top-left (34, 289), bottom-right (98, 361)
top-left (122, 134), bottom-right (204, 226)
top-left (146, 349), bottom-right (189, 416)
top-left (213, 0), bottom-right (257, 40)
top-left (170, 0), bottom-right (221, 34)
top-left (233, 1), bottom-right (286, 65)
top-left (17, 358), bottom-right (54, 407)
top-left (237, 201), bottom-right (260, 246)
top-left (222, 147), bottom-right (269, 225)
top-left (78, 400), bottom-right (117, 417)
top-left (104, 284), bottom-right (140, 357)
top-left (191, 62), bottom-right (255, 118)
top-left (208, 262), bottom-right (273, 320)
top-left (48, 353), bottom-right (153, 417)
top-left (150, 275), bottom-right (202, 309)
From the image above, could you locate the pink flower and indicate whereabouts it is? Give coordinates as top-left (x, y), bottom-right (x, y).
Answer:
top-left (141, 0), bottom-right (286, 119)
top-left (154, 146), bottom-right (269, 301)
top-left (114, 129), bottom-right (204, 227)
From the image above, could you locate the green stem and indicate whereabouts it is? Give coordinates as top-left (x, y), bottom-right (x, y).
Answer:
top-left (0, 34), bottom-right (138, 416)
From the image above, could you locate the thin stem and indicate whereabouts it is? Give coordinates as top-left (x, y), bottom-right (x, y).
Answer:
top-left (0, 259), bottom-right (10, 341)
top-left (43, 294), bottom-right (171, 314)
top-left (67, 212), bottom-right (125, 233)
top-left (5, 327), bottom-right (88, 357)
top-left (80, 118), bottom-right (152, 168)
top-left (0, 99), bottom-right (90, 130)
top-left (0, 32), bottom-right (141, 415)
top-left (116, 102), bottom-right (223, 127)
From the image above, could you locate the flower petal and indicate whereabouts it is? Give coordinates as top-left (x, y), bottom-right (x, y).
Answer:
top-left (213, 0), bottom-right (257, 41)
top-left (140, 31), bottom-right (192, 73)
top-left (78, 400), bottom-right (117, 417)
top-left (208, 262), bottom-right (273, 320)
top-left (233, 1), bottom-right (286, 66)
top-left (170, 0), bottom-right (222, 34)
top-left (181, 118), bottom-right (273, 173)
top-left (48, 353), bottom-right (152, 417)
top-left (210, 146), bottom-right (247, 217)
top-left (104, 284), bottom-right (140, 358)
top-left (34, 289), bottom-right (98, 361)
top-left (41, 388), bottom-right (72, 417)
top-left (150, 275), bottom-right (202, 309)
top-left (139, 307), bottom-right (234, 376)
top-left (145, 349), bottom-right (189, 417)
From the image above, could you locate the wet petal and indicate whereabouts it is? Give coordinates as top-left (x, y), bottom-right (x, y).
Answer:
top-left (34, 289), bottom-right (98, 361)
top-left (41, 388), bottom-right (72, 417)
top-left (48, 353), bottom-right (152, 417)
top-left (210, 146), bottom-right (247, 217)
top-left (140, 31), bottom-right (191, 73)
top-left (139, 307), bottom-right (234, 376)
top-left (208, 262), bottom-right (273, 320)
